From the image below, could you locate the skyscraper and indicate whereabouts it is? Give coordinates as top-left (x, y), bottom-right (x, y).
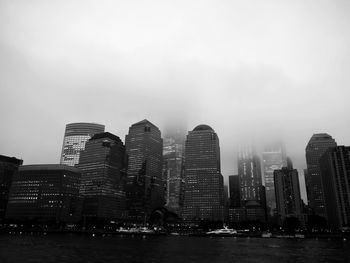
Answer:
top-left (238, 146), bottom-right (266, 222)
top-left (125, 119), bottom-right (164, 222)
top-left (262, 142), bottom-right (287, 218)
top-left (0, 155), bottom-right (23, 221)
top-left (77, 132), bottom-right (127, 221)
top-left (162, 137), bottom-right (184, 215)
top-left (237, 145), bottom-right (263, 203)
top-left (305, 133), bottom-right (337, 218)
top-left (6, 164), bottom-right (81, 223)
top-left (162, 123), bottom-right (186, 217)
top-left (183, 125), bottom-right (224, 222)
top-left (274, 167), bottom-right (303, 226)
top-left (319, 146), bottom-right (350, 229)
top-left (60, 122), bottom-right (105, 167)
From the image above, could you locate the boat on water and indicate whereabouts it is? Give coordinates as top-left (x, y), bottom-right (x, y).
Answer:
top-left (206, 226), bottom-right (237, 236)
top-left (117, 227), bottom-right (154, 234)
top-left (138, 227), bottom-right (154, 233)
top-left (261, 232), bottom-right (272, 238)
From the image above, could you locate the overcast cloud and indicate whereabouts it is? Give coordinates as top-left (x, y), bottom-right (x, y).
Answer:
top-left (1, 0), bottom-right (350, 201)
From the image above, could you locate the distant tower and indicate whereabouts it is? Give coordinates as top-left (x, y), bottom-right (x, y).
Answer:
top-left (163, 125), bottom-right (187, 147)
top-left (183, 125), bottom-right (224, 222)
top-left (262, 142), bottom-right (287, 218)
top-left (319, 146), bottom-right (350, 229)
top-left (125, 120), bottom-right (164, 222)
top-left (162, 136), bottom-right (185, 216)
top-left (305, 133), bottom-right (337, 218)
top-left (77, 132), bottom-right (127, 221)
top-left (238, 145), bottom-right (266, 222)
top-left (60, 122), bottom-right (105, 166)
top-left (286, 157), bottom-right (293, 170)
top-left (0, 155), bottom-right (23, 221)
top-left (237, 145), bottom-right (263, 203)
top-left (274, 167), bottom-right (303, 226)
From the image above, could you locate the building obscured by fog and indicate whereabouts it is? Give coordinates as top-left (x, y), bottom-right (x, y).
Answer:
top-left (238, 145), bottom-right (263, 203)
top-left (162, 137), bottom-right (185, 216)
top-left (262, 142), bottom-right (287, 220)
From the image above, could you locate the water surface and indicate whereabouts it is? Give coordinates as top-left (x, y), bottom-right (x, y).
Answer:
top-left (0, 234), bottom-right (349, 263)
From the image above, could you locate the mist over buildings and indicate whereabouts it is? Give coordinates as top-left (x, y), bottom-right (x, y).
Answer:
top-left (1, 1), bottom-right (350, 202)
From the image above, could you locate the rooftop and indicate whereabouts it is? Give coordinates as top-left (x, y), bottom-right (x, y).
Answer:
top-left (193, 124), bottom-right (214, 132)
top-left (19, 164), bottom-right (81, 173)
top-left (0, 155), bottom-right (23, 165)
top-left (131, 119), bottom-right (159, 129)
top-left (90, 132), bottom-right (122, 143)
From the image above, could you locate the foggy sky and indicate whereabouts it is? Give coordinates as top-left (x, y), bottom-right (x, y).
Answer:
top-left (1, 0), bottom-right (350, 201)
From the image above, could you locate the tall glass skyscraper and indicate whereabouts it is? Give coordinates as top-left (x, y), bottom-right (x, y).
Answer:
top-left (262, 142), bottom-right (287, 218)
top-left (183, 125), bottom-right (224, 222)
top-left (60, 122), bottom-right (105, 167)
top-left (77, 132), bottom-right (127, 221)
top-left (305, 133), bottom-right (337, 218)
top-left (125, 119), bottom-right (164, 222)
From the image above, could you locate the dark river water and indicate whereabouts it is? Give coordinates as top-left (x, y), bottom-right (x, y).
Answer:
top-left (0, 234), bottom-right (349, 263)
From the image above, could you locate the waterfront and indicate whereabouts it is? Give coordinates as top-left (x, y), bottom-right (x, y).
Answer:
top-left (0, 234), bottom-right (349, 263)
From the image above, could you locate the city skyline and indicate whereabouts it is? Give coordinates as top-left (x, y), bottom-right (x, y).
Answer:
top-left (1, 118), bottom-right (342, 202)
top-left (1, 1), bottom-right (350, 262)
top-left (2, 119), bottom-right (344, 221)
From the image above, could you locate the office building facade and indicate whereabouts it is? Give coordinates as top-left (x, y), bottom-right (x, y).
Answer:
top-left (125, 119), bottom-right (164, 222)
top-left (60, 122), bottom-right (105, 167)
top-left (163, 137), bottom-right (184, 216)
top-left (77, 132), bottom-right (127, 221)
top-left (238, 145), bottom-right (263, 203)
top-left (305, 133), bottom-right (337, 218)
top-left (6, 165), bottom-right (81, 223)
top-left (183, 125), bottom-right (224, 222)
top-left (319, 146), bottom-right (350, 229)
top-left (274, 167), bottom-right (303, 226)
top-left (262, 142), bottom-right (287, 218)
